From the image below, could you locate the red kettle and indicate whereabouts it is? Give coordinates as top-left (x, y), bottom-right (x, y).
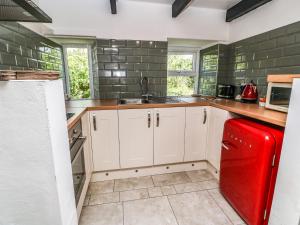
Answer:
top-left (241, 80), bottom-right (258, 103)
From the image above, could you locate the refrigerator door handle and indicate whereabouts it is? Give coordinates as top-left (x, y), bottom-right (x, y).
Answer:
top-left (222, 142), bottom-right (229, 150)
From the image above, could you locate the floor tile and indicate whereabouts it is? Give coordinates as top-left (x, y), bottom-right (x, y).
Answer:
top-left (83, 195), bottom-right (90, 206)
top-left (79, 203), bottom-right (123, 225)
top-left (114, 176), bottom-right (154, 192)
top-left (152, 172), bottom-right (191, 186)
top-left (186, 170), bottom-right (215, 182)
top-left (161, 185), bottom-right (176, 195)
top-left (168, 191), bottom-right (232, 225)
top-left (174, 180), bottom-right (219, 194)
top-left (120, 188), bottom-right (149, 202)
top-left (89, 192), bottom-right (120, 206)
top-left (87, 180), bottom-right (114, 195)
top-left (208, 189), bottom-right (245, 225)
top-left (148, 187), bottom-right (163, 198)
top-left (124, 196), bottom-right (178, 225)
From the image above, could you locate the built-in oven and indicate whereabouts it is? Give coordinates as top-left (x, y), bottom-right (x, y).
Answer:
top-left (69, 120), bottom-right (86, 205)
top-left (266, 82), bottom-right (292, 113)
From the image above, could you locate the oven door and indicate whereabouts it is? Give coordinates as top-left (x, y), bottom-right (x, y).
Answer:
top-left (71, 137), bottom-right (86, 205)
top-left (266, 82), bottom-right (292, 112)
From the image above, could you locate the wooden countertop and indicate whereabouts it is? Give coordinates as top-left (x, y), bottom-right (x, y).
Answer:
top-left (66, 98), bottom-right (287, 129)
top-left (210, 99), bottom-right (287, 127)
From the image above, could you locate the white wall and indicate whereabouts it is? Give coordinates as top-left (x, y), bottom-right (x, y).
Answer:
top-left (269, 79), bottom-right (300, 225)
top-left (36, 0), bottom-right (229, 41)
top-left (0, 80), bottom-right (77, 225)
top-left (229, 0), bottom-right (300, 42)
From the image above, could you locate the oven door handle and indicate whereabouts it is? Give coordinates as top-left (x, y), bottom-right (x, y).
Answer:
top-left (71, 136), bottom-right (86, 163)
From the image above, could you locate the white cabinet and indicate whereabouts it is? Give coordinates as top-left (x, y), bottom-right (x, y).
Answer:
top-left (81, 112), bottom-right (93, 177)
top-left (119, 109), bottom-right (154, 168)
top-left (154, 107), bottom-right (186, 165)
top-left (90, 110), bottom-right (120, 171)
top-left (206, 107), bottom-right (230, 170)
top-left (184, 107), bottom-right (209, 162)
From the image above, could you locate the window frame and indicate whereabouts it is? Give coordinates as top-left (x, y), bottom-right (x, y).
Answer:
top-left (63, 44), bottom-right (94, 99)
top-left (167, 50), bottom-right (199, 77)
top-left (167, 48), bottom-right (200, 96)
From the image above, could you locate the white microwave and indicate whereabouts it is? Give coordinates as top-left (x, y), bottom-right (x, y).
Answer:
top-left (266, 82), bottom-right (292, 113)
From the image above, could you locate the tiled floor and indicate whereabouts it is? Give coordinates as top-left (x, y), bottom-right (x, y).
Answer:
top-left (80, 170), bottom-right (246, 225)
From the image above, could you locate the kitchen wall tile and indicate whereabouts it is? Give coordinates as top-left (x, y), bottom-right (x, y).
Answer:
top-left (199, 20), bottom-right (300, 97)
top-left (98, 55), bottom-right (111, 62)
top-left (93, 38), bottom-right (167, 98)
top-left (113, 70), bottom-right (127, 77)
top-left (127, 40), bottom-right (141, 48)
top-left (0, 22), bottom-right (64, 89)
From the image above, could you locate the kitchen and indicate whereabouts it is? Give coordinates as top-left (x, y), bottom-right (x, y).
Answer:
top-left (0, 0), bottom-right (300, 225)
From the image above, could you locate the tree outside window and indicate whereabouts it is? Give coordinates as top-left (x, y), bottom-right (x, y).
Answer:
top-left (167, 53), bottom-right (198, 96)
top-left (66, 48), bottom-right (91, 99)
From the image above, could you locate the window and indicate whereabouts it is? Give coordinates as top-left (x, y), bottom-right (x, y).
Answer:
top-left (64, 46), bottom-right (93, 99)
top-left (167, 51), bottom-right (198, 96)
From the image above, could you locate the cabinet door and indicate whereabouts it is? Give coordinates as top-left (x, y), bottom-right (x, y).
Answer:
top-left (154, 107), bottom-right (186, 165)
top-left (81, 112), bottom-right (93, 177)
top-left (90, 110), bottom-right (120, 171)
top-left (206, 108), bottom-right (229, 170)
top-left (119, 109), bottom-right (154, 168)
top-left (184, 107), bottom-right (209, 161)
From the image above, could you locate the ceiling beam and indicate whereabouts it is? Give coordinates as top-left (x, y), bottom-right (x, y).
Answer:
top-left (110, 0), bottom-right (117, 14)
top-left (172, 0), bottom-right (192, 18)
top-left (226, 0), bottom-right (272, 22)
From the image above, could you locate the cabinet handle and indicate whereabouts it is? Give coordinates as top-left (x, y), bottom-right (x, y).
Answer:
top-left (148, 112), bottom-right (151, 128)
top-left (156, 112), bottom-right (160, 127)
top-left (92, 114), bottom-right (97, 131)
top-left (203, 108), bottom-right (207, 124)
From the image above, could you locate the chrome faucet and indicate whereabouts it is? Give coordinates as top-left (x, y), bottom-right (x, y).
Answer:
top-left (140, 76), bottom-right (152, 100)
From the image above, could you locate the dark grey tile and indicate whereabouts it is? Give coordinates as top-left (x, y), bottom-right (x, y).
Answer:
top-left (98, 55), bottom-right (111, 62)
top-left (113, 70), bottom-right (127, 77)
top-left (99, 70), bottom-right (112, 77)
top-left (127, 56), bottom-right (141, 63)
top-left (149, 49), bottom-right (167, 56)
top-left (141, 56), bottom-right (156, 63)
top-left (97, 39), bottom-right (110, 47)
top-left (287, 21), bottom-right (300, 34)
top-left (119, 63), bottom-right (134, 70)
top-left (276, 35), bottom-right (295, 47)
top-left (1, 53), bottom-right (16, 65)
top-left (154, 41), bottom-right (168, 49)
top-left (105, 63), bottom-right (119, 70)
top-left (104, 48), bottom-right (119, 55)
top-left (127, 71), bottom-right (141, 77)
top-left (119, 48), bottom-right (134, 56)
top-left (133, 48), bottom-right (148, 56)
top-left (111, 39), bottom-right (126, 48)
top-left (148, 63), bottom-right (161, 71)
top-left (111, 55), bottom-right (126, 62)
top-left (127, 40), bottom-right (141, 48)
top-left (134, 63), bottom-right (148, 71)
top-left (141, 41), bottom-right (155, 48)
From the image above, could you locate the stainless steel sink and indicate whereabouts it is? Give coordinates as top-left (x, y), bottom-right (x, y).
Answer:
top-left (118, 97), bottom-right (182, 105)
top-left (118, 98), bottom-right (150, 105)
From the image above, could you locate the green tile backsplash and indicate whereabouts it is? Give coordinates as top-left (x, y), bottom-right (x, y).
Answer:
top-left (92, 39), bottom-right (168, 99)
top-left (199, 21), bottom-right (300, 97)
top-left (199, 22), bottom-right (300, 96)
top-left (0, 22), bottom-right (64, 81)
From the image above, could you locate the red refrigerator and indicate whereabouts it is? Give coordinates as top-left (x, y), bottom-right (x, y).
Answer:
top-left (220, 118), bottom-right (284, 225)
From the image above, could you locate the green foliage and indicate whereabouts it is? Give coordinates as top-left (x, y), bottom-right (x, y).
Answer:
top-left (168, 55), bottom-right (193, 71)
top-left (167, 76), bottom-right (195, 96)
top-left (67, 48), bottom-right (91, 99)
top-left (167, 54), bottom-right (195, 96)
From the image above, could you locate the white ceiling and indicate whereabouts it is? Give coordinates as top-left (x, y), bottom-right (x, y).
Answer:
top-left (126, 0), bottom-right (241, 10)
